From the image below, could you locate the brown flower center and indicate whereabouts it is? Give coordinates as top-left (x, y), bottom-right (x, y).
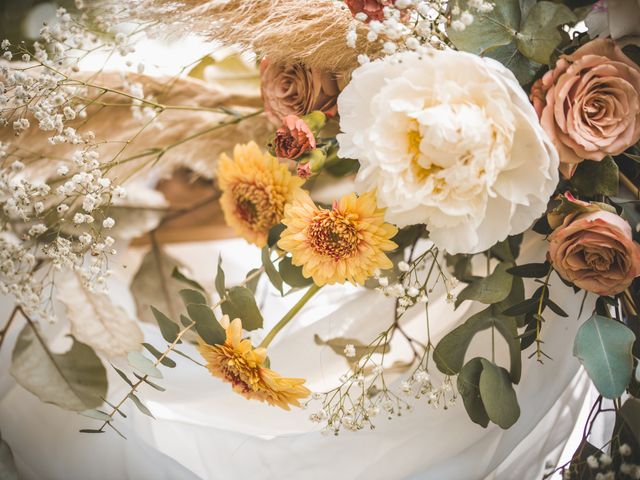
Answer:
top-left (583, 247), bottom-right (615, 272)
top-left (307, 208), bottom-right (360, 260)
top-left (231, 182), bottom-right (282, 232)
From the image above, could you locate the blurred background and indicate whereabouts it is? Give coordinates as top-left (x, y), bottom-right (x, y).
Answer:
top-left (0, 0), bottom-right (74, 44)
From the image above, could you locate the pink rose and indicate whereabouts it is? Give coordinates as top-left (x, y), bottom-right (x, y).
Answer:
top-left (531, 38), bottom-right (640, 178)
top-left (260, 58), bottom-right (339, 125)
top-left (548, 209), bottom-right (640, 295)
top-left (273, 115), bottom-right (316, 160)
top-left (345, 0), bottom-right (393, 22)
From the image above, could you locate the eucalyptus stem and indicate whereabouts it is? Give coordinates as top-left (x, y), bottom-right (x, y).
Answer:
top-left (259, 284), bottom-right (322, 349)
top-left (96, 265), bottom-right (267, 433)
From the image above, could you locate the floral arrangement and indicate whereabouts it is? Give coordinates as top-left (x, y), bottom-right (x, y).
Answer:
top-left (1, 0), bottom-right (640, 478)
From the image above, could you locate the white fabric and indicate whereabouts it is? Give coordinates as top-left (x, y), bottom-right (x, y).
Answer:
top-left (0, 234), bottom-right (593, 479)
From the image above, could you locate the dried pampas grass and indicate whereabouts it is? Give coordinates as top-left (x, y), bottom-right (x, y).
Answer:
top-left (0, 69), bottom-right (273, 183)
top-left (122, 0), bottom-right (375, 74)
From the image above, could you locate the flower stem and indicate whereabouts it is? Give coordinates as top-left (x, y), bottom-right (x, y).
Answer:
top-left (259, 284), bottom-right (321, 349)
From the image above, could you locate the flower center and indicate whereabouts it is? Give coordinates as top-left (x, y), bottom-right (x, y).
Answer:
top-left (407, 127), bottom-right (443, 184)
top-left (584, 248), bottom-right (614, 272)
top-left (307, 208), bottom-right (360, 260)
top-left (232, 182), bottom-right (282, 232)
top-left (218, 345), bottom-right (262, 393)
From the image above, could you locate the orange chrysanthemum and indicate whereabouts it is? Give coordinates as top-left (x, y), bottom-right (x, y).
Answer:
top-left (218, 142), bottom-right (305, 247)
top-left (197, 315), bottom-right (310, 410)
top-left (278, 190), bottom-right (398, 285)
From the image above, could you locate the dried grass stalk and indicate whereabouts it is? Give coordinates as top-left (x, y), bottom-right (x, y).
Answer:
top-left (123, 0), bottom-right (376, 73)
top-left (0, 70), bottom-right (273, 183)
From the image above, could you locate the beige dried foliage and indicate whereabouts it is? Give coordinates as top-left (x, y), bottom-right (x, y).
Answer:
top-left (0, 70), bottom-right (273, 182)
top-left (123, 0), bottom-right (375, 74)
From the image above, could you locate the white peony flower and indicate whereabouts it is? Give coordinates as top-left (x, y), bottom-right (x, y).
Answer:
top-left (337, 50), bottom-right (559, 254)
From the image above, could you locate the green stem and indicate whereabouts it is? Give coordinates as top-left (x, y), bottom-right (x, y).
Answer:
top-left (259, 284), bottom-right (321, 349)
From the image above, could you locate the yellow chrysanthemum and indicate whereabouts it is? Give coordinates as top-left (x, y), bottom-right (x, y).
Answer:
top-left (278, 190), bottom-right (398, 286)
top-left (218, 141), bottom-right (305, 247)
top-left (197, 315), bottom-right (310, 410)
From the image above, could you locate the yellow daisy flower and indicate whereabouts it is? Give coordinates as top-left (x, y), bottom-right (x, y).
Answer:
top-left (218, 142), bottom-right (305, 247)
top-left (278, 190), bottom-right (398, 286)
top-left (197, 315), bottom-right (310, 410)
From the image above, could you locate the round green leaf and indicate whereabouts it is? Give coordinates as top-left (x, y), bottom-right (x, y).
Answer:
top-left (457, 358), bottom-right (490, 428)
top-left (479, 359), bottom-right (520, 429)
top-left (573, 314), bottom-right (635, 399)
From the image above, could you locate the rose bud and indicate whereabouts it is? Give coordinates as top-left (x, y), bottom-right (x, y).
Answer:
top-left (273, 115), bottom-right (317, 160)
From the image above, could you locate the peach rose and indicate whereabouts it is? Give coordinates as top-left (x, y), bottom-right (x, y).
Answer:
top-left (345, 0), bottom-right (393, 22)
top-left (273, 115), bottom-right (316, 160)
top-left (260, 58), bottom-right (339, 125)
top-left (531, 38), bottom-right (640, 178)
top-left (548, 209), bottom-right (640, 296)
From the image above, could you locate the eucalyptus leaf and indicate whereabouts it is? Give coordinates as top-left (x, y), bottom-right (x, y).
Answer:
top-left (186, 303), bottom-right (226, 345)
top-left (506, 262), bottom-right (550, 278)
top-left (173, 348), bottom-right (206, 367)
top-left (268, 223), bottom-right (286, 247)
top-left (171, 267), bottom-right (205, 292)
top-left (150, 306), bottom-right (180, 344)
top-left (493, 315), bottom-right (522, 383)
top-left (112, 365), bottom-right (133, 387)
top-left (11, 325), bottom-right (108, 412)
top-left (434, 309), bottom-right (492, 374)
top-left (486, 43), bottom-right (541, 85)
top-left (221, 286), bottom-right (264, 331)
top-left (434, 307), bottom-right (522, 382)
top-left (128, 393), bottom-right (155, 419)
top-left (179, 288), bottom-right (208, 306)
top-left (127, 351), bottom-right (163, 379)
top-left (245, 268), bottom-right (262, 294)
top-left (0, 431), bottom-right (17, 480)
top-left (215, 255), bottom-right (226, 298)
top-left (79, 409), bottom-right (112, 422)
top-left (447, 0), bottom-right (520, 56)
top-left (457, 358), bottom-right (490, 428)
top-left (573, 314), bottom-right (635, 399)
top-left (516, 2), bottom-right (576, 64)
top-left (142, 343), bottom-right (176, 368)
top-left (479, 359), bottom-right (520, 429)
top-left (279, 256), bottom-right (313, 288)
top-left (133, 373), bottom-right (166, 392)
top-left (455, 262), bottom-right (513, 307)
top-left (448, 0), bottom-right (574, 84)
top-left (569, 157), bottom-right (619, 197)
top-left (501, 298), bottom-right (540, 316)
top-left (262, 247), bottom-right (284, 295)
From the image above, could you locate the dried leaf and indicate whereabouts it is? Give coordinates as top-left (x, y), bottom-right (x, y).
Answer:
top-left (130, 245), bottom-right (189, 325)
top-left (58, 270), bottom-right (143, 358)
top-left (11, 325), bottom-right (108, 412)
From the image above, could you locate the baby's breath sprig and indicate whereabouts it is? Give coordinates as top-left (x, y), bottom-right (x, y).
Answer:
top-left (342, 0), bottom-right (495, 65)
top-left (306, 239), bottom-right (460, 433)
top-left (0, 5), bottom-right (262, 322)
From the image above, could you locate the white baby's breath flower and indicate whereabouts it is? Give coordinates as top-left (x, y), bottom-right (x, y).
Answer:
top-left (344, 344), bottom-right (356, 358)
top-left (337, 50), bottom-right (559, 254)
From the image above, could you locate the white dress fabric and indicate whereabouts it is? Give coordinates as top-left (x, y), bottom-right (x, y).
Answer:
top-left (0, 234), bottom-right (594, 480)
